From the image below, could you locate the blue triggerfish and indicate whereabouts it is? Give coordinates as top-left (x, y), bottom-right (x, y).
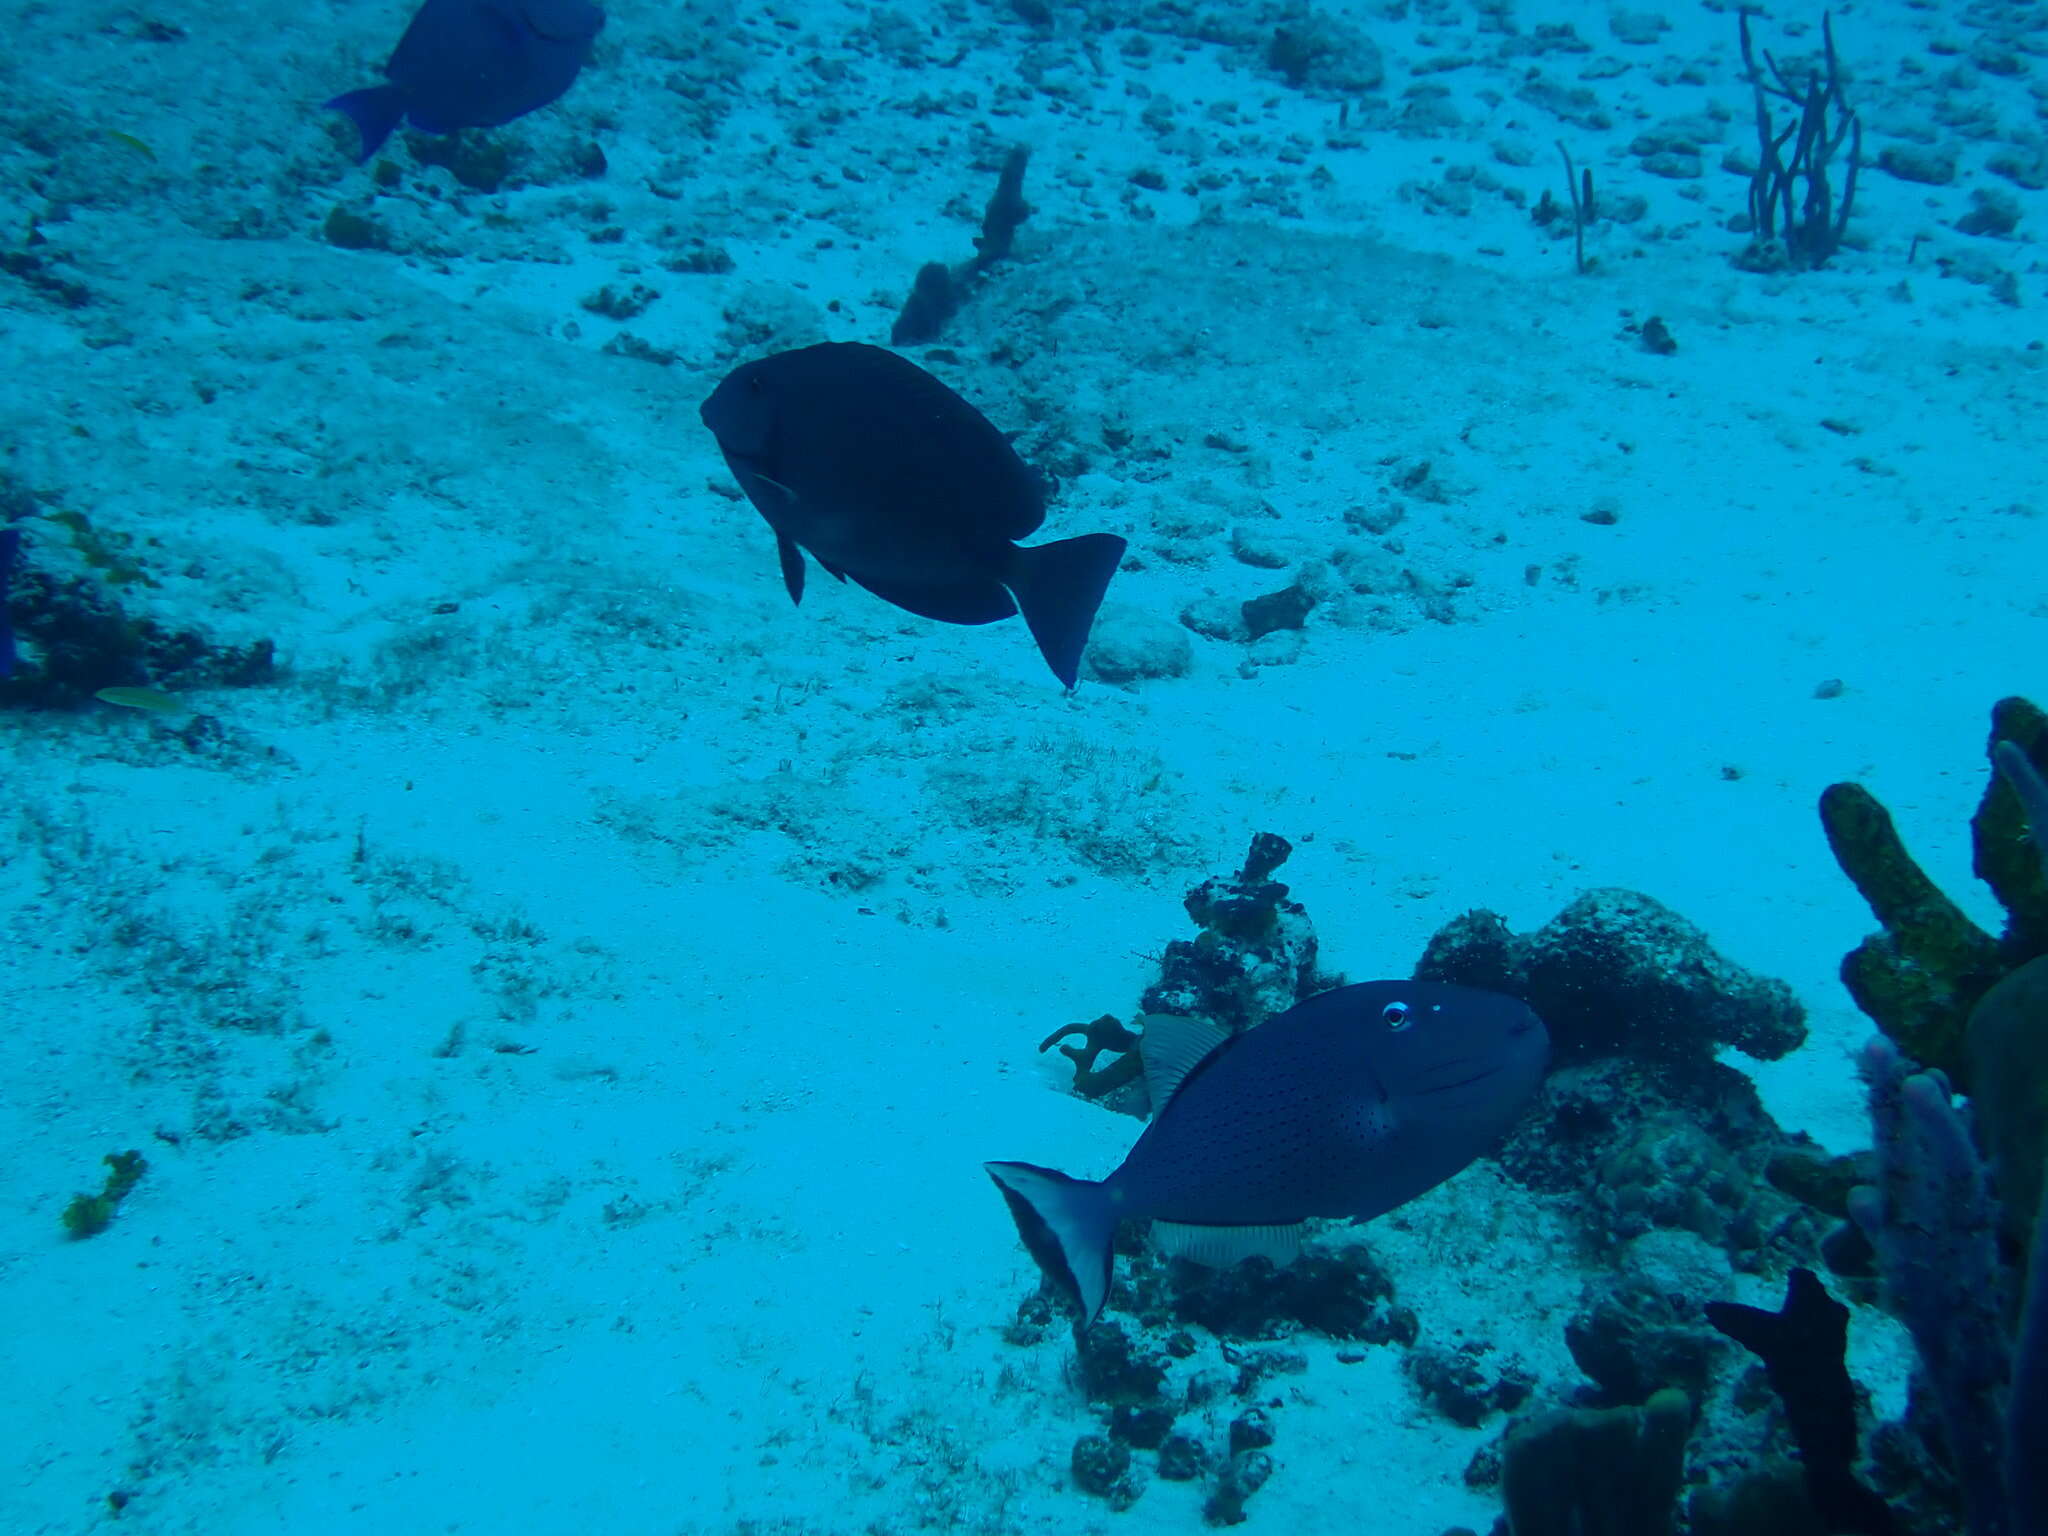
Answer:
top-left (326, 0), bottom-right (605, 165)
top-left (1995, 738), bottom-right (2048, 878)
top-left (0, 526), bottom-right (20, 679)
top-left (987, 981), bottom-right (1550, 1324)
top-left (699, 342), bottom-right (1127, 688)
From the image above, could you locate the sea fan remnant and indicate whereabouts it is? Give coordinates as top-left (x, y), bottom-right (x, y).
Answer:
top-left (1735, 11), bottom-right (1861, 272)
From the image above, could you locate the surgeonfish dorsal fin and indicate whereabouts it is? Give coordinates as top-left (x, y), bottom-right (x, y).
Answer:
top-left (1153, 1220), bottom-right (1306, 1270)
top-left (1137, 1013), bottom-right (1232, 1112)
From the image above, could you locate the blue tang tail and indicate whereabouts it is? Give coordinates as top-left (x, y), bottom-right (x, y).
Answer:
top-left (985, 1161), bottom-right (1120, 1325)
top-left (326, 84), bottom-right (408, 164)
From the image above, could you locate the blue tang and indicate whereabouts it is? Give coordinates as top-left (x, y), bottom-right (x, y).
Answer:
top-left (988, 981), bottom-right (1549, 1324)
top-left (700, 342), bottom-right (1127, 688)
top-left (327, 0), bottom-right (605, 165)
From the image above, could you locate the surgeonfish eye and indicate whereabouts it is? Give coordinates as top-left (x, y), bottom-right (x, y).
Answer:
top-left (1381, 1000), bottom-right (1413, 1031)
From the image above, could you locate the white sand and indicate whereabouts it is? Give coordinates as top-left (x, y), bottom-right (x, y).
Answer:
top-left (0, 0), bottom-right (2038, 1531)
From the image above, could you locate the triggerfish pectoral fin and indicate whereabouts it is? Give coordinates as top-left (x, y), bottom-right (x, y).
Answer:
top-left (985, 1160), bottom-right (1119, 1325)
top-left (1005, 532), bottom-right (1126, 689)
top-left (325, 84), bottom-right (409, 163)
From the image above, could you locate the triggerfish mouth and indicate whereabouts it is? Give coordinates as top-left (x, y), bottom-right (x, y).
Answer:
top-left (987, 980), bottom-right (1549, 1325)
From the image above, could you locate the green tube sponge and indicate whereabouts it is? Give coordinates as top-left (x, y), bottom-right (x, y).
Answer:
top-left (1820, 697), bottom-right (2048, 1085)
top-left (1820, 780), bottom-right (2002, 1083)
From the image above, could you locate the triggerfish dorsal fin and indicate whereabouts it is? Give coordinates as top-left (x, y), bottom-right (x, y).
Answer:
top-left (1137, 1013), bottom-right (1231, 1112)
top-left (1153, 1221), bottom-right (1306, 1269)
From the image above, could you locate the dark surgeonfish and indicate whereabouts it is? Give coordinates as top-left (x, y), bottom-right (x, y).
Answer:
top-left (699, 342), bottom-right (1126, 688)
top-left (987, 981), bottom-right (1549, 1325)
top-left (326, 0), bottom-right (605, 165)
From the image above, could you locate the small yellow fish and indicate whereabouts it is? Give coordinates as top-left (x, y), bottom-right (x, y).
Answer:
top-left (95, 685), bottom-right (184, 714)
top-left (106, 130), bottom-right (157, 162)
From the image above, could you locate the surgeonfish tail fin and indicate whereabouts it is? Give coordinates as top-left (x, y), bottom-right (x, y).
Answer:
top-left (984, 1160), bottom-right (1119, 1325)
top-left (325, 85), bottom-right (407, 164)
top-left (1006, 532), bottom-right (1126, 688)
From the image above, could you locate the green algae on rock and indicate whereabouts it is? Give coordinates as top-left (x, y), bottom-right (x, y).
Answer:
top-left (1819, 696), bottom-right (2048, 1086)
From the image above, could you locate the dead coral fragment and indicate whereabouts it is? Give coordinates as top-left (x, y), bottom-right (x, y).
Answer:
top-left (1416, 889), bottom-right (1805, 1068)
top-left (1039, 1014), bottom-right (1143, 1100)
top-left (1041, 833), bottom-right (1323, 1105)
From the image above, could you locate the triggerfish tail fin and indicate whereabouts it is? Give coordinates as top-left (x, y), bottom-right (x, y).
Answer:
top-left (325, 85), bottom-right (407, 164)
top-left (1005, 532), bottom-right (1126, 688)
top-left (984, 1160), bottom-right (1120, 1325)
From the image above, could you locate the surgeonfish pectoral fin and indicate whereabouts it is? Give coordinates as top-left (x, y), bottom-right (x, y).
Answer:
top-left (1005, 532), bottom-right (1127, 688)
top-left (1153, 1221), bottom-right (1306, 1270)
top-left (776, 533), bottom-right (806, 605)
top-left (1137, 1014), bottom-right (1233, 1113)
top-left (984, 1161), bottom-right (1118, 1325)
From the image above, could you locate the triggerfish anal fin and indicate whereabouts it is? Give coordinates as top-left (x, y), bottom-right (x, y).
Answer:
top-left (1152, 1220), bottom-right (1304, 1269)
top-left (846, 567), bottom-right (1014, 627)
top-left (0, 526), bottom-right (21, 679)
